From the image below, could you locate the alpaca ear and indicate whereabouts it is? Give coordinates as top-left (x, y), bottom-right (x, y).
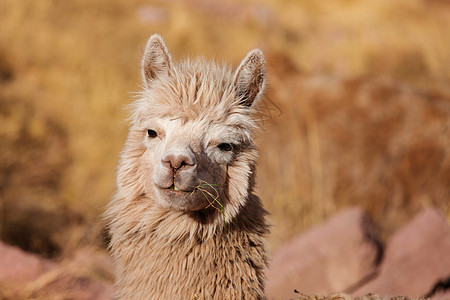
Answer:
top-left (141, 34), bottom-right (173, 86)
top-left (234, 49), bottom-right (266, 107)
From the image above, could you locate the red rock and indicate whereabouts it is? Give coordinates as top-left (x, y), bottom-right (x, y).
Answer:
top-left (266, 208), bottom-right (382, 300)
top-left (33, 274), bottom-right (114, 300)
top-left (353, 208), bottom-right (450, 298)
top-left (0, 243), bottom-right (114, 299)
top-left (0, 241), bottom-right (53, 284)
top-left (27, 247), bottom-right (115, 300)
top-left (432, 288), bottom-right (450, 300)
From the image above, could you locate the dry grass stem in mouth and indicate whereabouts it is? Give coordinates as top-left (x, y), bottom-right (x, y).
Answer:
top-left (192, 180), bottom-right (226, 224)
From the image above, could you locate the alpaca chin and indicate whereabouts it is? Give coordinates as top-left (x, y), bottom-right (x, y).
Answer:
top-left (153, 186), bottom-right (216, 212)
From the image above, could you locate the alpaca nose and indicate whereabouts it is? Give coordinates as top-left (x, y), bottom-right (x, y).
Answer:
top-left (161, 150), bottom-right (196, 170)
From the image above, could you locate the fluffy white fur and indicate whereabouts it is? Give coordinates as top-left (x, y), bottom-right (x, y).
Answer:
top-left (106, 34), bottom-right (269, 299)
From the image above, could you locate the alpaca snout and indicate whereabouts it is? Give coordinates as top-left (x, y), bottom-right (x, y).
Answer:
top-left (155, 149), bottom-right (198, 191)
top-left (161, 150), bottom-right (196, 171)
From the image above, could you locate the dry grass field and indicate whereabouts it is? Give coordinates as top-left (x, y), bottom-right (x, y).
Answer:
top-left (1, 0), bottom-right (450, 290)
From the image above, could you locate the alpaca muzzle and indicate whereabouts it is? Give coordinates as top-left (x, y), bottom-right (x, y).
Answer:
top-left (156, 148), bottom-right (198, 192)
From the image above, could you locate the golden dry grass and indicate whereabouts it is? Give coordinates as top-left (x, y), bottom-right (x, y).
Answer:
top-left (1, 0), bottom-right (449, 262)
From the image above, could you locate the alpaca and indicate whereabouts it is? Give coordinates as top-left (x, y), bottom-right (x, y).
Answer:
top-left (105, 34), bottom-right (269, 299)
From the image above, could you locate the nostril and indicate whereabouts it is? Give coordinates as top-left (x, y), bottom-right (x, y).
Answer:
top-left (162, 152), bottom-right (196, 170)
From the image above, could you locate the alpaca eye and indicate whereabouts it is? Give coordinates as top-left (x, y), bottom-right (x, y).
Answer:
top-left (218, 143), bottom-right (233, 152)
top-left (147, 129), bottom-right (158, 138)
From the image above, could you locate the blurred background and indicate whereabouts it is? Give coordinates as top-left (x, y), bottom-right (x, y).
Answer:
top-left (1, 0), bottom-right (449, 297)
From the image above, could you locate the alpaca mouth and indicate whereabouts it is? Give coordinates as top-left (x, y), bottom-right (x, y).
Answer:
top-left (166, 184), bottom-right (193, 194)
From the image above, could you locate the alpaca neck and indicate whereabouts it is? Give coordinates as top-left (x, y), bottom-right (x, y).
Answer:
top-left (109, 193), bottom-right (268, 300)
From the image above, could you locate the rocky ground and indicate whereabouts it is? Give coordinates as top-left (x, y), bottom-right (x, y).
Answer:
top-left (266, 208), bottom-right (450, 300)
top-left (1, 207), bottom-right (448, 299)
top-left (0, 243), bottom-right (113, 299)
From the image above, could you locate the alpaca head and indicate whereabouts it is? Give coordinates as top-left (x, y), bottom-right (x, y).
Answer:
top-left (117, 34), bottom-right (265, 222)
